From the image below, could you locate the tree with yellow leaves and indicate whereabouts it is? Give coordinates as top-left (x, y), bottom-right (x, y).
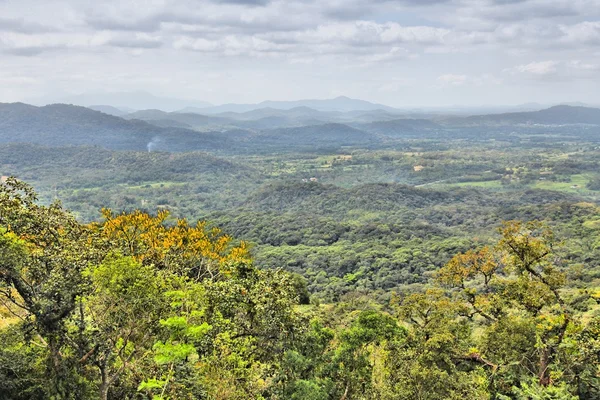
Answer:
top-left (96, 208), bottom-right (251, 280)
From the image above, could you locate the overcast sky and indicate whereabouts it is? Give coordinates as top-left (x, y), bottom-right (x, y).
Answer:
top-left (1, 0), bottom-right (600, 107)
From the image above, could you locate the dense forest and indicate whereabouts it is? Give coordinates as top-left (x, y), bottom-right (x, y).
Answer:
top-left (0, 179), bottom-right (599, 400)
top-left (1, 102), bottom-right (600, 398)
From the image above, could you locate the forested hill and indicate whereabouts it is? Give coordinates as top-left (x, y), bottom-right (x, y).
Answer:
top-left (240, 181), bottom-right (578, 214)
top-left (0, 103), bottom-right (229, 151)
top-left (361, 118), bottom-right (441, 136)
top-left (0, 103), bottom-right (382, 152)
top-left (3, 102), bottom-right (600, 155)
top-left (251, 123), bottom-right (377, 147)
top-left (442, 104), bottom-right (600, 126)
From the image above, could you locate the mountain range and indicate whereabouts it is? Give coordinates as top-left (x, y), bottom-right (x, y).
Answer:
top-left (33, 91), bottom-right (599, 116)
top-left (1, 102), bottom-right (599, 154)
top-left (179, 96), bottom-right (399, 114)
top-left (34, 91), bottom-right (213, 112)
top-left (451, 105), bottom-right (600, 126)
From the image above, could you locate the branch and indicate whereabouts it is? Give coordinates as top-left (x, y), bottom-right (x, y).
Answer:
top-left (461, 352), bottom-right (498, 372)
top-left (80, 344), bottom-right (99, 364)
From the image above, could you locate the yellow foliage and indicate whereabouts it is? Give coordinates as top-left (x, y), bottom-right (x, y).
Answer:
top-left (93, 209), bottom-right (251, 278)
top-left (438, 246), bottom-right (499, 287)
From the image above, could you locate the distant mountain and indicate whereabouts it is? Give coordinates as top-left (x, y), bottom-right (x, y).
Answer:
top-left (138, 119), bottom-right (194, 129)
top-left (124, 109), bottom-right (238, 130)
top-left (253, 123), bottom-right (377, 147)
top-left (213, 106), bottom-right (332, 120)
top-left (361, 119), bottom-right (441, 136)
top-left (0, 103), bottom-right (228, 152)
top-left (88, 105), bottom-right (130, 117)
top-left (181, 96), bottom-right (399, 114)
top-left (127, 107), bottom-right (340, 130)
top-left (175, 106), bottom-right (411, 128)
top-left (344, 109), bottom-right (409, 122)
top-left (38, 91), bottom-right (213, 112)
top-left (0, 102), bottom-right (383, 154)
top-left (443, 105), bottom-right (600, 127)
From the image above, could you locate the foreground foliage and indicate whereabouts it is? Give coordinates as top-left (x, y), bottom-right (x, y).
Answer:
top-left (0, 179), bottom-right (598, 399)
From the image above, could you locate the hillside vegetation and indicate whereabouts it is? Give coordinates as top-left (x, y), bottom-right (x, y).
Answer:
top-left (1, 102), bottom-right (600, 399)
top-left (0, 180), bottom-right (599, 399)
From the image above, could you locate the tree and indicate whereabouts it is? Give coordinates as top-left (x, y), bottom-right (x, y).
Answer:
top-left (437, 221), bottom-right (577, 395)
top-left (0, 178), bottom-right (101, 398)
top-left (83, 255), bottom-right (180, 400)
top-left (97, 208), bottom-right (251, 280)
top-left (327, 310), bottom-right (405, 399)
top-left (391, 289), bottom-right (490, 400)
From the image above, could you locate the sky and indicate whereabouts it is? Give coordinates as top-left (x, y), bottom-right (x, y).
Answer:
top-left (1, 0), bottom-right (600, 108)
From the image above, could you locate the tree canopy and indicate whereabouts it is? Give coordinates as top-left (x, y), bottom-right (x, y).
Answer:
top-left (0, 179), bottom-right (599, 399)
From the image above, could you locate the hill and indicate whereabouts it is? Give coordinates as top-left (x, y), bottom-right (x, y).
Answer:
top-left (444, 105), bottom-right (600, 126)
top-left (0, 103), bottom-right (229, 152)
top-left (361, 118), bottom-right (441, 136)
top-left (88, 105), bottom-right (130, 117)
top-left (181, 96), bottom-right (399, 114)
top-left (49, 91), bottom-right (213, 112)
top-left (0, 103), bottom-right (385, 154)
top-left (124, 109), bottom-right (234, 130)
top-left (251, 123), bottom-right (378, 147)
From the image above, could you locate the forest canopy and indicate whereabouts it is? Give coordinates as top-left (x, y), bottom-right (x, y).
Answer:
top-left (0, 178), bottom-right (599, 400)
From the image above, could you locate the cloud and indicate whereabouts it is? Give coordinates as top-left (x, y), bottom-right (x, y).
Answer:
top-left (360, 47), bottom-right (413, 64)
top-left (214, 0), bottom-right (271, 4)
top-left (105, 35), bottom-right (164, 49)
top-left (0, 31), bottom-right (73, 56)
top-left (265, 21), bottom-right (451, 50)
top-left (568, 60), bottom-right (600, 71)
top-left (437, 74), bottom-right (468, 86)
top-left (481, 2), bottom-right (580, 22)
top-left (3, 46), bottom-right (57, 56)
top-left (1, 0), bottom-right (600, 106)
top-left (168, 20), bottom-right (450, 61)
top-left (502, 59), bottom-right (600, 84)
top-left (0, 17), bottom-right (56, 33)
top-left (6, 0), bottom-right (596, 59)
top-left (85, 14), bottom-right (164, 32)
top-left (509, 60), bottom-right (559, 75)
top-left (436, 73), bottom-right (502, 88)
top-left (174, 35), bottom-right (290, 57)
top-left (560, 21), bottom-right (600, 45)
top-left (451, 0), bottom-right (589, 25)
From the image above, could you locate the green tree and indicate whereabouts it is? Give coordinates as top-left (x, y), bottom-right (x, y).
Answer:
top-left (0, 178), bottom-right (100, 398)
top-left (391, 289), bottom-right (490, 400)
top-left (437, 221), bottom-right (579, 396)
top-left (83, 255), bottom-right (180, 400)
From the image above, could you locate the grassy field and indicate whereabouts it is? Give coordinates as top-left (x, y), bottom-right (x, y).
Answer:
top-left (532, 174), bottom-right (592, 192)
top-left (439, 174), bottom-right (600, 199)
top-left (447, 180), bottom-right (505, 188)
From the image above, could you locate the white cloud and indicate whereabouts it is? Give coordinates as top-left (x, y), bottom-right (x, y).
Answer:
top-left (437, 74), bottom-right (468, 86)
top-left (568, 59), bottom-right (600, 70)
top-left (560, 21), bottom-right (600, 45)
top-left (508, 60), bottom-right (559, 75)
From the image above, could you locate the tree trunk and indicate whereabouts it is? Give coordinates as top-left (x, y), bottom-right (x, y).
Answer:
top-left (538, 347), bottom-right (551, 386)
top-left (99, 383), bottom-right (109, 400)
top-left (340, 382), bottom-right (349, 400)
top-left (99, 362), bottom-right (110, 400)
top-left (48, 335), bottom-right (69, 399)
